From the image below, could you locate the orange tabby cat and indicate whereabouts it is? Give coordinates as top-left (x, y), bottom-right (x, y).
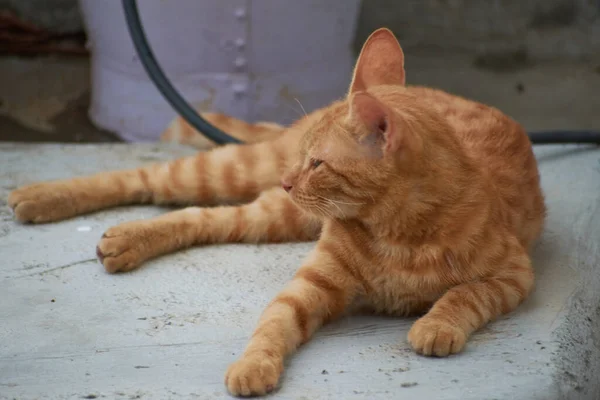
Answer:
top-left (8, 28), bottom-right (545, 397)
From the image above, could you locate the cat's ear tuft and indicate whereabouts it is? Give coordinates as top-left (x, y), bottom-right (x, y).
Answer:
top-left (349, 92), bottom-right (401, 155)
top-left (349, 28), bottom-right (406, 94)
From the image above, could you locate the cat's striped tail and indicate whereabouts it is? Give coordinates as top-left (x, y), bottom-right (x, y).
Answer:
top-left (160, 112), bottom-right (285, 149)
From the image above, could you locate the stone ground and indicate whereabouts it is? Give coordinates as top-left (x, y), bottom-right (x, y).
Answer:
top-left (0, 54), bottom-right (599, 399)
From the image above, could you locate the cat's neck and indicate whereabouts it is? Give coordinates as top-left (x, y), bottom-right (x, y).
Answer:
top-left (346, 166), bottom-right (490, 246)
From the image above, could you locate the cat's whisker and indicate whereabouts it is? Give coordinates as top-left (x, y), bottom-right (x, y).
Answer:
top-left (322, 199), bottom-right (347, 219)
top-left (313, 200), bottom-right (335, 219)
top-left (328, 201), bottom-right (345, 218)
top-left (282, 99), bottom-right (307, 118)
top-left (313, 203), bottom-right (333, 219)
top-left (315, 195), bottom-right (343, 214)
top-left (294, 98), bottom-right (308, 117)
top-left (316, 194), bottom-right (365, 207)
top-left (319, 202), bottom-right (336, 218)
top-left (295, 193), bottom-right (331, 218)
top-left (333, 199), bottom-right (365, 206)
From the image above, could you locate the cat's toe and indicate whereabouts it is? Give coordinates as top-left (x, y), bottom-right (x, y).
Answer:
top-left (97, 225), bottom-right (147, 273)
top-left (9, 185), bottom-right (54, 223)
top-left (225, 355), bottom-right (282, 397)
top-left (8, 183), bottom-right (76, 223)
top-left (407, 316), bottom-right (467, 357)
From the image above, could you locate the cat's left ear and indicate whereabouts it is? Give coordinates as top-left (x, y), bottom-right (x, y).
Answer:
top-left (349, 28), bottom-right (406, 94)
top-left (349, 92), bottom-right (401, 155)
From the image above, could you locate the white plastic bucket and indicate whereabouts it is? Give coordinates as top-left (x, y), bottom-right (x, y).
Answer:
top-left (79, 0), bottom-right (360, 142)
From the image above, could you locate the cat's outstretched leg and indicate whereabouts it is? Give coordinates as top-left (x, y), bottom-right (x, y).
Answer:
top-left (225, 241), bottom-right (365, 396)
top-left (8, 137), bottom-right (293, 223)
top-left (161, 112), bottom-right (285, 149)
top-left (96, 188), bottom-right (321, 273)
top-left (407, 241), bottom-right (534, 357)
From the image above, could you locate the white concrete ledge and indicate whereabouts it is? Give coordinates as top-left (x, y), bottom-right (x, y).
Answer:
top-left (0, 143), bottom-right (599, 400)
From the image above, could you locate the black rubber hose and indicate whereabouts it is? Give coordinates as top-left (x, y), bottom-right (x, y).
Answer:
top-left (122, 0), bottom-right (241, 144)
top-left (123, 0), bottom-right (600, 146)
top-left (528, 130), bottom-right (600, 144)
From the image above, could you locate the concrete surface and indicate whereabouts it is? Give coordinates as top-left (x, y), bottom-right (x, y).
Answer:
top-left (0, 141), bottom-right (599, 400)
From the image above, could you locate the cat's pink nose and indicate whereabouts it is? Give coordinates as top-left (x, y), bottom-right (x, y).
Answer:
top-left (281, 180), bottom-right (293, 193)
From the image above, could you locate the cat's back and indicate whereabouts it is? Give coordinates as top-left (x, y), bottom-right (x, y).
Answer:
top-left (407, 85), bottom-right (545, 248)
top-left (407, 86), bottom-right (524, 157)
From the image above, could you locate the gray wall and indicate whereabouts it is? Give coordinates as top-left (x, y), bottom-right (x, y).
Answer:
top-left (355, 0), bottom-right (600, 62)
top-left (0, 0), bottom-right (82, 33)
top-left (2, 0), bottom-right (600, 62)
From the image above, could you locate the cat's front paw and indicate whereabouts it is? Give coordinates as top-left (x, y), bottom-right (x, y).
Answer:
top-left (8, 182), bottom-right (76, 223)
top-left (225, 353), bottom-right (283, 397)
top-left (407, 316), bottom-right (467, 357)
top-left (96, 222), bottom-right (151, 273)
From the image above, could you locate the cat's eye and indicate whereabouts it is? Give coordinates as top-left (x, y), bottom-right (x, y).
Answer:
top-left (311, 159), bottom-right (323, 169)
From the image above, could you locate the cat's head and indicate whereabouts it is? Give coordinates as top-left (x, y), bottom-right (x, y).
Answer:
top-left (282, 28), bottom-right (458, 220)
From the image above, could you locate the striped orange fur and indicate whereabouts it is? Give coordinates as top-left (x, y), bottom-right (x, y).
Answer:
top-left (8, 28), bottom-right (545, 397)
top-left (160, 111), bottom-right (284, 150)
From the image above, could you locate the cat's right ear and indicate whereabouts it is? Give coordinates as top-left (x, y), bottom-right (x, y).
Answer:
top-left (349, 92), bottom-right (401, 155)
top-left (348, 28), bottom-right (406, 94)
